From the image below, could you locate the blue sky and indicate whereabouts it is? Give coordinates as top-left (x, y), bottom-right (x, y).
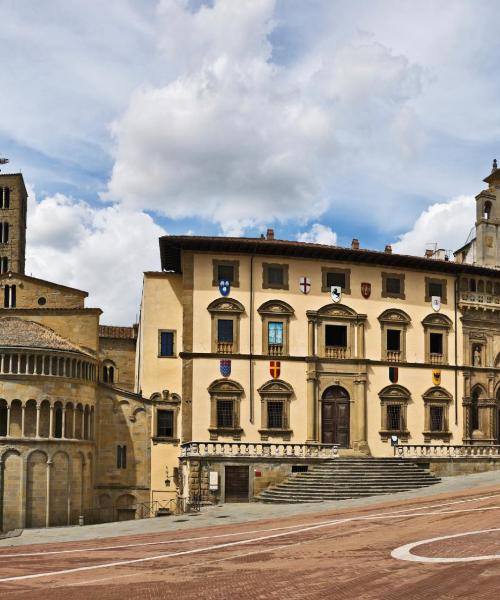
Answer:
top-left (1, 0), bottom-right (498, 322)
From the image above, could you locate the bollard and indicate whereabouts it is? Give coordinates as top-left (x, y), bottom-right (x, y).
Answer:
top-left (78, 515), bottom-right (84, 526)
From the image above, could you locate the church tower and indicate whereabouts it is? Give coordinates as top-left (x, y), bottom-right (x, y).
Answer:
top-left (474, 160), bottom-right (500, 269)
top-left (0, 173), bottom-right (27, 274)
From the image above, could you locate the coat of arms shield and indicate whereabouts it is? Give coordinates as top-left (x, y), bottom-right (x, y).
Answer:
top-left (330, 286), bottom-right (342, 303)
top-left (431, 296), bottom-right (441, 312)
top-left (299, 276), bottom-right (311, 294)
top-left (270, 360), bottom-right (281, 379)
top-left (432, 369), bottom-right (441, 386)
top-left (219, 280), bottom-right (230, 297)
top-left (361, 282), bottom-right (371, 299)
top-left (389, 366), bottom-right (399, 383)
top-left (220, 359), bottom-right (231, 378)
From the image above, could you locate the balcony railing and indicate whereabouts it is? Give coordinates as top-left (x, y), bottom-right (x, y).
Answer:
top-left (386, 350), bottom-right (401, 362)
top-left (268, 344), bottom-right (283, 356)
top-left (429, 353), bottom-right (444, 365)
top-left (216, 342), bottom-right (233, 354)
top-left (459, 291), bottom-right (500, 310)
top-left (324, 346), bottom-right (347, 359)
top-left (396, 444), bottom-right (500, 458)
top-left (180, 441), bottom-right (339, 459)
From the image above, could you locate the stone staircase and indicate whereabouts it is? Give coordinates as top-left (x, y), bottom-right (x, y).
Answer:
top-left (256, 458), bottom-right (440, 503)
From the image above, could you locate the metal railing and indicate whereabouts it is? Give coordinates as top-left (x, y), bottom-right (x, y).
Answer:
top-left (180, 441), bottom-right (339, 459)
top-left (80, 498), bottom-right (179, 525)
top-left (395, 444), bottom-right (500, 458)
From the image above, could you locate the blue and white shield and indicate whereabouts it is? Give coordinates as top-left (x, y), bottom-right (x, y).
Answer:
top-left (219, 280), bottom-right (230, 296)
top-left (220, 359), bottom-right (231, 377)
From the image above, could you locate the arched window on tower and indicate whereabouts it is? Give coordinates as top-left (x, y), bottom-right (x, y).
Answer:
top-left (0, 187), bottom-right (10, 209)
top-left (484, 201), bottom-right (492, 220)
top-left (3, 284), bottom-right (16, 308)
top-left (0, 222), bottom-right (8, 243)
top-left (102, 360), bottom-right (116, 384)
top-left (0, 257), bottom-right (7, 274)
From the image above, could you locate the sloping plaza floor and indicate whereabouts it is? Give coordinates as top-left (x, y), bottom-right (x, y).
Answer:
top-left (0, 470), bottom-right (499, 599)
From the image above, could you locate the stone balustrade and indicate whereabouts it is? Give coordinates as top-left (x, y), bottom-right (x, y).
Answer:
top-left (324, 346), bottom-right (347, 359)
top-left (386, 350), bottom-right (401, 362)
top-left (396, 444), bottom-right (500, 458)
top-left (0, 349), bottom-right (97, 382)
top-left (267, 344), bottom-right (283, 356)
top-left (180, 441), bottom-right (339, 459)
top-left (459, 291), bottom-right (500, 310)
top-left (216, 342), bottom-right (233, 354)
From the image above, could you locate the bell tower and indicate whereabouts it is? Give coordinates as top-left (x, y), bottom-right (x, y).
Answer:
top-left (0, 173), bottom-right (27, 274)
top-left (475, 160), bottom-right (500, 269)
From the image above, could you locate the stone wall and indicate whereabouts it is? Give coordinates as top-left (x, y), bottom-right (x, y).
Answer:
top-left (99, 336), bottom-right (137, 391)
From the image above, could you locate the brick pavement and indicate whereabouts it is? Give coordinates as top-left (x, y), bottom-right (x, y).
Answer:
top-left (0, 484), bottom-right (499, 599)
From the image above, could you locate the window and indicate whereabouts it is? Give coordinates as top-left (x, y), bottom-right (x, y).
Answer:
top-left (0, 188), bottom-right (10, 209)
top-left (102, 364), bottom-right (115, 383)
top-left (321, 267), bottom-right (351, 294)
top-left (0, 222), bottom-right (8, 243)
top-left (54, 407), bottom-right (63, 438)
top-left (208, 379), bottom-right (243, 439)
top-left (157, 409), bottom-right (174, 437)
top-left (425, 278), bottom-right (447, 303)
top-left (0, 257), bottom-right (7, 274)
top-left (379, 384), bottom-right (411, 441)
top-left (430, 333), bottom-right (443, 355)
top-left (325, 324), bottom-right (347, 347)
top-left (423, 386), bottom-right (452, 442)
top-left (208, 297), bottom-right (244, 354)
top-left (159, 330), bottom-right (175, 357)
top-left (212, 259), bottom-right (240, 287)
top-left (387, 330), bottom-right (401, 352)
top-left (378, 309), bottom-right (411, 362)
top-left (262, 263), bottom-right (289, 290)
top-left (117, 445), bottom-right (127, 469)
top-left (386, 405), bottom-right (402, 431)
top-left (381, 272), bottom-right (405, 299)
top-left (430, 406), bottom-right (443, 431)
top-left (258, 379), bottom-right (293, 440)
top-left (3, 284), bottom-right (16, 308)
top-left (267, 401), bottom-right (284, 429)
top-left (217, 399), bottom-right (234, 428)
top-left (258, 300), bottom-right (294, 356)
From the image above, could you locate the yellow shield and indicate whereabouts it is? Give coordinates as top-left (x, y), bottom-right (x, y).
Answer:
top-left (432, 369), bottom-right (441, 386)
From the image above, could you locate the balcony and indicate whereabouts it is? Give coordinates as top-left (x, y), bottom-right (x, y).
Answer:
top-left (459, 291), bottom-right (500, 311)
top-left (180, 441), bottom-right (339, 459)
top-left (429, 353), bottom-right (444, 365)
top-left (324, 346), bottom-right (348, 359)
top-left (386, 350), bottom-right (401, 362)
top-left (216, 342), bottom-right (233, 354)
top-left (267, 344), bottom-right (283, 356)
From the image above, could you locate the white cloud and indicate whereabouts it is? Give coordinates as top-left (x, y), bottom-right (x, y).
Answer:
top-left (392, 195), bottom-right (475, 257)
top-left (104, 0), bottom-right (424, 234)
top-left (25, 189), bottom-right (165, 325)
top-left (297, 223), bottom-right (337, 246)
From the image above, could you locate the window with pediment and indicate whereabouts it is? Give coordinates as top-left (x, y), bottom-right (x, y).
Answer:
top-left (308, 303), bottom-right (366, 359)
top-left (258, 379), bottom-right (294, 440)
top-left (379, 384), bottom-right (411, 441)
top-left (378, 309), bottom-right (411, 362)
top-left (150, 390), bottom-right (181, 443)
top-left (422, 313), bottom-right (452, 365)
top-left (207, 297), bottom-right (245, 354)
top-left (208, 379), bottom-right (244, 440)
top-left (422, 387), bottom-right (452, 442)
top-left (258, 300), bottom-right (294, 356)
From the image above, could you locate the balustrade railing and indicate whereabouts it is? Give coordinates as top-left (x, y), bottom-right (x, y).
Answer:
top-left (386, 350), bottom-right (401, 362)
top-left (268, 344), bottom-right (283, 356)
top-left (217, 342), bottom-right (233, 354)
top-left (180, 441), bottom-right (339, 459)
top-left (324, 346), bottom-right (347, 359)
top-left (396, 444), bottom-right (500, 458)
top-left (429, 353), bottom-right (444, 365)
top-left (459, 291), bottom-right (500, 308)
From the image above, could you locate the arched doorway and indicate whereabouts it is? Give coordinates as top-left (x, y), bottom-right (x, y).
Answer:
top-left (321, 386), bottom-right (350, 447)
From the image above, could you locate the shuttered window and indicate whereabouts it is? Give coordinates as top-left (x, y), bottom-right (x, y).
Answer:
top-left (217, 319), bottom-right (234, 343)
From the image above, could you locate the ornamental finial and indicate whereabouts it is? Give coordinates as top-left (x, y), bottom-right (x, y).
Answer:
top-left (492, 158), bottom-right (497, 173)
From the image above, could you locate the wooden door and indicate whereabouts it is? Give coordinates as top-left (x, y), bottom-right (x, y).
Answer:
top-left (224, 466), bottom-right (249, 502)
top-left (321, 389), bottom-right (350, 447)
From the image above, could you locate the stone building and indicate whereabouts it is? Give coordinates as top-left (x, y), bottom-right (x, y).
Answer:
top-left (0, 172), bottom-right (151, 532)
top-left (136, 163), bottom-right (500, 504)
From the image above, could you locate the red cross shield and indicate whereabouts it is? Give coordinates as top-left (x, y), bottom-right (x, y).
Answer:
top-left (270, 360), bottom-right (281, 379)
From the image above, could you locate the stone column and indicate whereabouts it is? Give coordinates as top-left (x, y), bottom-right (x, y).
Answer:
top-left (61, 406), bottom-right (66, 439)
top-left (49, 405), bottom-right (54, 439)
top-left (21, 404), bottom-right (25, 438)
top-left (357, 321), bottom-right (365, 359)
top-left (73, 410), bottom-right (76, 439)
top-left (306, 370), bottom-right (317, 442)
top-left (307, 319), bottom-right (315, 357)
top-left (6, 405), bottom-right (10, 438)
top-left (36, 405), bottom-right (40, 438)
top-left (46, 460), bottom-right (52, 528)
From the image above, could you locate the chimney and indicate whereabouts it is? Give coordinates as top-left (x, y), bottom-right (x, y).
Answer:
top-left (266, 228), bottom-right (274, 240)
top-left (425, 249), bottom-right (433, 258)
top-left (384, 244), bottom-right (392, 254)
top-left (351, 238), bottom-right (360, 250)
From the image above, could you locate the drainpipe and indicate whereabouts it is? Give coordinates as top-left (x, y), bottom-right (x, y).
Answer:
top-left (454, 275), bottom-right (459, 426)
top-left (249, 253), bottom-right (255, 423)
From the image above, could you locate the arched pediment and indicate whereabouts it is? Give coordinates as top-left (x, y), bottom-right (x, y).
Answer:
top-left (422, 386), bottom-right (453, 402)
top-left (257, 379), bottom-right (294, 397)
top-left (317, 303), bottom-right (359, 320)
top-left (207, 297), bottom-right (245, 314)
top-left (378, 384), bottom-right (411, 400)
top-left (378, 309), bottom-right (411, 324)
top-left (257, 300), bottom-right (294, 316)
top-left (422, 313), bottom-right (453, 328)
top-left (495, 352), bottom-right (500, 368)
top-left (208, 378), bottom-right (244, 395)
top-left (471, 384), bottom-right (487, 398)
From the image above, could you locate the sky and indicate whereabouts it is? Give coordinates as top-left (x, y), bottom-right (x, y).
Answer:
top-left (1, 0), bottom-right (499, 324)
